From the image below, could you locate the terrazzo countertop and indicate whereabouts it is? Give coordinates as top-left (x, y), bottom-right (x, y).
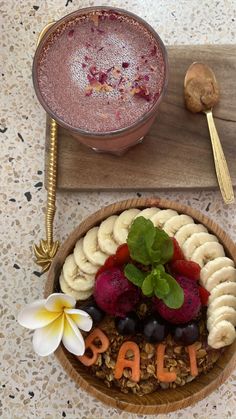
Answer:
top-left (1, 0), bottom-right (236, 418)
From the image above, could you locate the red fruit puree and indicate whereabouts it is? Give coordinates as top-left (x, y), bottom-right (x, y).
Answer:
top-left (37, 10), bottom-right (166, 133)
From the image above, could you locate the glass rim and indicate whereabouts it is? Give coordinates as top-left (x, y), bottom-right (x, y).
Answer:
top-left (32, 6), bottom-right (169, 138)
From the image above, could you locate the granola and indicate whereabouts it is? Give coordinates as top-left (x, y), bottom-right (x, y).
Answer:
top-left (89, 312), bottom-right (222, 395)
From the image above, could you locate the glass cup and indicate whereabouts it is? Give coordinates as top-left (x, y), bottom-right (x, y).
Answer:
top-left (32, 7), bottom-right (168, 155)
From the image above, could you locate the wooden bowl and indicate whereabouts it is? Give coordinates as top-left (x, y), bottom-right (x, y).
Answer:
top-left (45, 197), bottom-right (236, 414)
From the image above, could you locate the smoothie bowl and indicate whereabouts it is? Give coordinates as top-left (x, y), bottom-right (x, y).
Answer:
top-left (41, 197), bottom-right (236, 414)
top-left (32, 7), bottom-right (168, 153)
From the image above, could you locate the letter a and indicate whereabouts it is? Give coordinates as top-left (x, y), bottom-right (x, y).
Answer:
top-left (114, 341), bottom-right (140, 382)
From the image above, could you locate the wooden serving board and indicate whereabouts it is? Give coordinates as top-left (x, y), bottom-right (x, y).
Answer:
top-left (45, 45), bottom-right (236, 191)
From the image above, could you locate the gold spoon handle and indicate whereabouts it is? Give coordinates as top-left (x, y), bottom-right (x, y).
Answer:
top-left (46, 118), bottom-right (58, 246)
top-left (205, 110), bottom-right (234, 204)
top-left (33, 22), bottom-right (60, 273)
top-left (33, 118), bottom-right (60, 272)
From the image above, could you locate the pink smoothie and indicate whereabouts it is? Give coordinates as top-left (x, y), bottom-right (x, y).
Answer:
top-left (37, 10), bottom-right (166, 133)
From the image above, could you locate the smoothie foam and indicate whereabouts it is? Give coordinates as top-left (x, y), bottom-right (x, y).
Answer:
top-left (37, 10), bottom-right (166, 133)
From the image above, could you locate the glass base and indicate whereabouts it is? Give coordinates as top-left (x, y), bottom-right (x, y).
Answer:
top-left (91, 136), bottom-right (144, 156)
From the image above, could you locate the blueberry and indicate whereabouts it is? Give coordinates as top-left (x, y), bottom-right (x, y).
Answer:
top-left (173, 322), bottom-right (200, 345)
top-left (82, 303), bottom-right (105, 325)
top-left (115, 312), bottom-right (139, 335)
top-left (142, 314), bottom-right (169, 343)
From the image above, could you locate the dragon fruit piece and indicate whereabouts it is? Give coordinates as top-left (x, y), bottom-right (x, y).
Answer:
top-left (153, 276), bottom-right (201, 324)
top-left (94, 267), bottom-right (140, 317)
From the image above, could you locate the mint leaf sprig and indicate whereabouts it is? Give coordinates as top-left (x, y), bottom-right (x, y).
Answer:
top-left (124, 217), bottom-right (184, 309)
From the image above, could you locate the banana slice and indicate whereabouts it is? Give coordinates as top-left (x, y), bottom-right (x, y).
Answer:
top-left (208, 320), bottom-right (236, 349)
top-left (208, 295), bottom-right (236, 316)
top-left (191, 242), bottom-right (225, 268)
top-left (59, 273), bottom-right (92, 300)
top-left (65, 273), bottom-right (94, 292)
top-left (183, 232), bottom-right (218, 260)
top-left (208, 281), bottom-right (236, 304)
top-left (200, 257), bottom-right (234, 285)
top-left (205, 266), bottom-right (236, 292)
top-left (97, 215), bottom-right (119, 255)
top-left (63, 254), bottom-right (95, 291)
top-left (63, 254), bottom-right (78, 281)
top-left (83, 227), bottom-right (108, 266)
top-left (151, 209), bottom-right (178, 229)
top-left (175, 223), bottom-right (207, 247)
top-left (74, 238), bottom-right (99, 275)
top-left (113, 208), bottom-right (140, 245)
top-left (207, 306), bottom-right (236, 330)
top-left (134, 207), bottom-right (160, 220)
top-left (163, 214), bottom-right (194, 237)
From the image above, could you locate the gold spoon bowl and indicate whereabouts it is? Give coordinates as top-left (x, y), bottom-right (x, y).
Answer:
top-left (184, 62), bottom-right (234, 205)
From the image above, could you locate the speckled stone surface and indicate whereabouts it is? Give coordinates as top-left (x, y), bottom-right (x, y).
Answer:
top-left (1, 0), bottom-right (236, 417)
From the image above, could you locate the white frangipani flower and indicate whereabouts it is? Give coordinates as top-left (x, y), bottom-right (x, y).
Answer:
top-left (18, 293), bottom-right (93, 357)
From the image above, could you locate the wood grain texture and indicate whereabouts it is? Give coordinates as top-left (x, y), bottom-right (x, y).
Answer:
top-left (45, 45), bottom-right (236, 191)
top-left (45, 197), bottom-right (236, 414)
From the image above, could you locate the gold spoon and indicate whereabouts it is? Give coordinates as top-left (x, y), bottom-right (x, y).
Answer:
top-left (33, 22), bottom-right (60, 273)
top-left (184, 62), bottom-right (234, 205)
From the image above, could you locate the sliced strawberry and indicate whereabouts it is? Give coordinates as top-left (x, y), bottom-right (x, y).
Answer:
top-left (115, 243), bottom-right (130, 265)
top-left (95, 244), bottom-right (130, 280)
top-left (95, 255), bottom-right (117, 279)
top-left (171, 260), bottom-right (201, 281)
top-left (171, 238), bottom-right (185, 262)
top-left (198, 286), bottom-right (210, 306)
top-left (105, 254), bottom-right (118, 269)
